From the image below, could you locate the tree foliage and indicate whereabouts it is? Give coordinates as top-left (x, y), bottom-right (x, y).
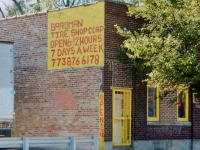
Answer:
top-left (5, 0), bottom-right (26, 16)
top-left (115, 0), bottom-right (200, 97)
top-left (2, 0), bottom-right (84, 17)
top-left (1, 0), bottom-right (133, 18)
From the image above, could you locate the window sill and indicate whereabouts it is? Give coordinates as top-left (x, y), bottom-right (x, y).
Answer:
top-left (147, 121), bottom-right (191, 126)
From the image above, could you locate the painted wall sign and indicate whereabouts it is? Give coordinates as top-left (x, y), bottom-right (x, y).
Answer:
top-left (48, 2), bottom-right (104, 70)
top-left (99, 92), bottom-right (105, 149)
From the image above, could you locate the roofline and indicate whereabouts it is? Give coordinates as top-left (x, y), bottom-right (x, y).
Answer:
top-left (0, 11), bottom-right (47, 22)
top-left (0, 1), bottom-right (99, 22)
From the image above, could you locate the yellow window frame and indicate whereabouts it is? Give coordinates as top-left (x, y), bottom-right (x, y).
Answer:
top-left (193, 93), bottom-right (199, 104)
top-left (147, 84), bottom-right (160, 121)
top-left (177, 88), bottom-right (189, 121)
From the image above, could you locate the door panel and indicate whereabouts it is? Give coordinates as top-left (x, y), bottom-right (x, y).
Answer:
top-left (112, 87), bottom-right (132, 146)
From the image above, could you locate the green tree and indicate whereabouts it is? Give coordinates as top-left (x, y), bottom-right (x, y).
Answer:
top-left (115, 0), bottom-right (200, 98)
top-left (3, 0), bottom-right (80, 17)
top-left (0, 7), bottom-right (5, 18)
top-left (5, 0), bottom-right (25, 16)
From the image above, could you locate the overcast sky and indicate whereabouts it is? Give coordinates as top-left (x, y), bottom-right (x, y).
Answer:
top-left (0, 0), bottom-right (13, 10)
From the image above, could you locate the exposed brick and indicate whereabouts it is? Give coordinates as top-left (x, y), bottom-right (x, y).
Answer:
top-left (104, 1), bottom-right (197, 141)
top-left (0, 1), bottom-right (199, 143)
top-left (0, 14), bottom-right (101, 137)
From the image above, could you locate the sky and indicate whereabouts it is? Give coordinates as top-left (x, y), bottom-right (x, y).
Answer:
top-left (0, 0), bottom-right (13, 11)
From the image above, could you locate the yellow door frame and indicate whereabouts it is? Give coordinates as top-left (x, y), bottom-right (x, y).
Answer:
top-left (112, 87), bottom-right (132, 146)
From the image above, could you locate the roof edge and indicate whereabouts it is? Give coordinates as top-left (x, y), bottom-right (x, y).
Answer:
top-left (0, 11), bottom-right (47, 22)
top-left (0, 1), bottom-right (100, 22)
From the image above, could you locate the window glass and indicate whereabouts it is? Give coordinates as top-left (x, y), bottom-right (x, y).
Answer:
top-left (177, 90), bottom-right (186, 118)
top-left (148, 87), bottom-right (157, 117)
top-left (193, 93), bottom-right (199, 104)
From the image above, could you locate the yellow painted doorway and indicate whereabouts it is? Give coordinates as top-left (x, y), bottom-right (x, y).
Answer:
top-left (112, 87), bottom-right (132, 146)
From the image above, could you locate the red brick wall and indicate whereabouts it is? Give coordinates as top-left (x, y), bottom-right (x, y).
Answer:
top-left (160, 95), bottom-right (177, 121)
top-left (104, 2), bottom-right (133, 141)
top-left (0, 1), bottom-right (199, 142)
top-left (104, 1), bottom-right (197, 142)
top-left (192, 83), bottom-right (200, 139)
top-left (0, 14), bottom-right (102, 137)
top-left (133, 77), bottom-right (192, 140)
top-left (160, 91), bottom-right (192, 122)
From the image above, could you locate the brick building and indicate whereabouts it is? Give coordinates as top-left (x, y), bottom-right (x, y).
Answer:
top-left (0, 1), bottom-right (200, 150)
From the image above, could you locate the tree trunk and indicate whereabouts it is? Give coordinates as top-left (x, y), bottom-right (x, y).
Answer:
top-left (62, 0), bottom-right (66, 6)
top-left (12, 0), bottom-right (24, 15)
top-left (0, 8), bottom-right (5, 18)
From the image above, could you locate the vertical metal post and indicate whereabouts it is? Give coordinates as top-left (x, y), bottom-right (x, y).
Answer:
top-left (70, 136), bottom-right (76, 150)
top-left (93, 136), bottom-right (99, 150)
top-left (23, 136), bottom-right (29, 150)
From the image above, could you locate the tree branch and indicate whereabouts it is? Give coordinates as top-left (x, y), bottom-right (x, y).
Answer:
top-left (12, 0), bottom-right (24, 15)
top-left (36, 0), bottom-right (41, 11)
top-left (0, 0), bottom-right (7, 7)
top-left (67, 0), bottom-right (70, 7)
top-left (0, 7), bottom-right (5, 18)
top-left (71, 0), bottom-right (76, 6)
top-left (62, 0), bottom-right (66, 7)
top-left (76, 0), bottom-right (81, 5)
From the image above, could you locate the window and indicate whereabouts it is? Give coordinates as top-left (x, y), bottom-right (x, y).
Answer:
top-left (193, 93), bottom-right (199, 104)
top-left (147, 84), bottom-right (190, 124)
top-left (177, 89), bottom-right (189, 121)
top-left (147, 84), bottom-right (160, 121)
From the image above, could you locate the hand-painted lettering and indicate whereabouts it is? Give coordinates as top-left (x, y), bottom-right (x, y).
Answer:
top-left (48, 12), bottom-right (104, 69)
top-left (51, 20), bottom-right (83, 31)
top-left (71, 26), bottom-right (103, 36)
top-left (51, 30), bottom-right (69, 38)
